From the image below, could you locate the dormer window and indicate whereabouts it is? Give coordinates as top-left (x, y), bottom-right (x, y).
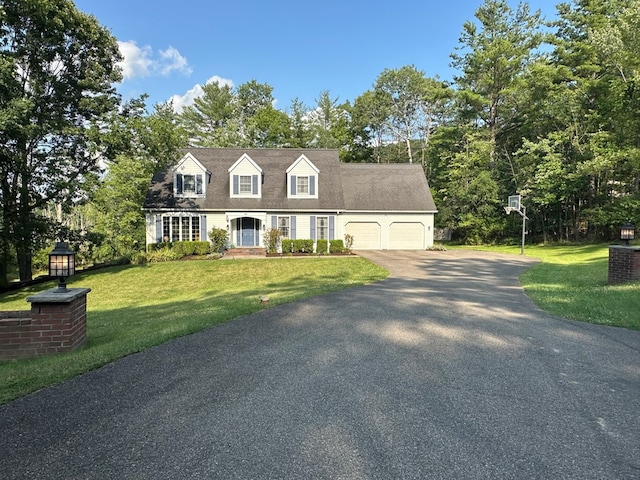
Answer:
top-left (176, 173), bottom-right (204, 195)
top-left (229, 153), bottom-right (263, 198)
top-left (173, 152), bottom-right (209, 198)
top-left (287, 155), bottom-right (319, 199)
top-left (297, 176), bottom-right (309, 195)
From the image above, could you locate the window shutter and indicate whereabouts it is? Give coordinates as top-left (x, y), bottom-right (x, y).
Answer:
top-left (329, 216), bottom-right (335, 240)
top-left (200, 215), bottom-right (207, 241)
top-left (176, 174), bottom-right (183, 194)
top-left (196, 175), bottom-right (203, 195)
top-left (290, 215), bottom-right (296, 239)
top-left (236, 218), bottom-right (241, 245)
top-left (271, 216), bottom-right (277, 229)
top-left (290, 175), bottom-right (296, 196)
top-left (310, 216), bottom-right (316, 241)
top-left (252, 175), bottom-right (258, 195)
top-left (155, 215), bottom-right (162, 243)
top-left (233, 175), bottom-right (239, 195)
top-left (310, 176), bottom-right (316, 195)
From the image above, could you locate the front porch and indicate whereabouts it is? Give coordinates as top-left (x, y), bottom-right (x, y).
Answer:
top-left (228, 213), bottom-right (266, 248)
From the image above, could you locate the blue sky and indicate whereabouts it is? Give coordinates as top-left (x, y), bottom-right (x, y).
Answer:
top-left (73, 0), bottom-right (561, 112)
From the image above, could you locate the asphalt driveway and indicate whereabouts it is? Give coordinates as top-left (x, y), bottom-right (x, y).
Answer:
top-left (1, 250), bottom-right (639, 479)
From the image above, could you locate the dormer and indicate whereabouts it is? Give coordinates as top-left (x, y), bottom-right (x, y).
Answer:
top-left (228, 153), bottom-right (263, 198)
top-left (174, 152), bottom-right (210, 198)
top-left (287, 155), bottom-right (319, 199)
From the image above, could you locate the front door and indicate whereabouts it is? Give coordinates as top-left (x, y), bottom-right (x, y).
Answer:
top-left (240, 217), bottom-right (257, 246)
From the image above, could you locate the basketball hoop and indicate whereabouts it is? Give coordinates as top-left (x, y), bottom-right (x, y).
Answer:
top-left (504, 206), bottom-right (514, 214)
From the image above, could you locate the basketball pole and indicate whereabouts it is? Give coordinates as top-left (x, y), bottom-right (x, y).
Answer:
top-left (520, 206), bottom-right (526, 255)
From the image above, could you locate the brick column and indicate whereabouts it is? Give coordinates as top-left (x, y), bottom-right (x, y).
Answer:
top-left (608, 246), bottom-right (640, 285)
top-left (25, 288), bottom-right (91, 356)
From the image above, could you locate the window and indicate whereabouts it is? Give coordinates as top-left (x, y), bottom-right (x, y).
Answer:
top-left (239, 175), bottom-right (252, 194)
top-left (278, 217), bottom-right (290, 238)
top-left (297, 176), bottom-right (309, 195)
top-left (176, 174), bottom-right (204, 195)
top-left (317, 217), bottom-right (329, 240)
top-left (162, 216), bottom-right (201, 242)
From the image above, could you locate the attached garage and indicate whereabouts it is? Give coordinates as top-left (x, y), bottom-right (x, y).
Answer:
top-left (345, 222), bottom-right (381, 250)
top-left (389, 222), bottom-right (425, 250)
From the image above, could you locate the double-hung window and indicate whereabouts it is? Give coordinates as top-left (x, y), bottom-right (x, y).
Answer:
top-left (239, 175), bottom-right (252, 194)
top-left (278, 217), bottom-right (290, 238)
top-left (296, 176), bottom-right (309, 195)
top-left (317, 217), bottom-right (329, 240)
top-left (176, 173), bottom-right (204, 196)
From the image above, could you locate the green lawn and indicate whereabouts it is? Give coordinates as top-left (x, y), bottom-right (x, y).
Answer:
top-left (450, 243), bottom-right (640, 330)
top-left (0, 257), bottom-right (388, 404)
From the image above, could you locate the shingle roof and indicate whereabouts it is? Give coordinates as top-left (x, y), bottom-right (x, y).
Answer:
top-left (339, 163), bottom-right (437, 212)
top-left (143, 148), bottom-right (437, 213)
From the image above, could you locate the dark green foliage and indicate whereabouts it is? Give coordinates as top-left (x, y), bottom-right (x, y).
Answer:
top-left (329, 240), bottom-right (345, 253)
top-left (208, 228), bottom-right (229, 253)
top-left (315, 239), bottom-right (328, 254)
top-left (263, 228), bottom-right (281, 254)
top-left (283, 239), bottom-right (313, 253)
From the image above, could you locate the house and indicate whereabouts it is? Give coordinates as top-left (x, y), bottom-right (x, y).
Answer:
top-left (143, 148), bottom-right (438, 251)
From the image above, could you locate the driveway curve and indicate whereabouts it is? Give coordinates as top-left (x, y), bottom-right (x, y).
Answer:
top-left (1, 250), bottom-right (639, 479)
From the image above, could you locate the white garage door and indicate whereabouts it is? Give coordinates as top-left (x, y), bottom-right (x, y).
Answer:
top-left (389, 222), bottom-right (425, 250)
top-left (345, 222), bottom-right (381, 250)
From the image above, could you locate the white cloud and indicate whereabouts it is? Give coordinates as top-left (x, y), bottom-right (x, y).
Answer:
top-left (117, 41), bottom-right (192, 80)
top-left (158, 46), bottom-right (192, 76)
top-left (168, 75), bottom-right (235, 113)
top-left (118, 41), bottom-right (153, 79)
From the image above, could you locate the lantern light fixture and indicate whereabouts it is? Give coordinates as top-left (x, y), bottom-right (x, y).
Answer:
top-left (620, 220), bottom-right (636, 246)
top-left (48, 242), bottom-right (76, 292)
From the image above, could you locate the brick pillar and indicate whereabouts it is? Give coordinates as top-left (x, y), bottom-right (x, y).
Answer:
top-left (608, 246), bottom-right (640, 285)
top-left (25, 288), bottom-right (91, 355)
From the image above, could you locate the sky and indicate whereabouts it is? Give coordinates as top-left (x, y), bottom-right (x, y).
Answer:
top-left (72, 0), bottom-right (561, 113)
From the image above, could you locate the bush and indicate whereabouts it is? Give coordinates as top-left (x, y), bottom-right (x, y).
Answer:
top-left (293, 239), bottom-right (313, 253)
top-left (344, 234), bottom-right (354, 253)
top-left (282, 239), bottom-right (294, 253)
top-left (149, 242), bottom-right (172, 251)
top-left (329, 239), bottom-right (345, 253)
top-left (264, 228), bottom-right (282, 254)
top-left (193, 241), bottom-right (210, 255)
top-left (316, 239), bottom-right (329, 254)
top-left (146, 248), bottom-right (182, 263)
top-left (209, 227), bottom-right (229, 253)
top-left (172, 241), bottom-right (195, 257)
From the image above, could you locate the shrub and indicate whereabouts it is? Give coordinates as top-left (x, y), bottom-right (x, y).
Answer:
top-left (293, 239), bottom-right (313, 253)
top-left (146, 248), bottom-right (182, 263)
top-left (264, 228), bottom-right (282, 254)
top-left (282, 239), bottom-right (294, 253)
top-left (149, 241), bottom-right (172, 251)
top-left (316, 239), bottom-right (329, 254)
top-left (330, 239), bottom-right (345, 253)
top-left (209, 227), bottom-right (229, 253)
top-left (172, 241), bottom-right (194, 257)
top-left (193, 241), bottom-right (211, 255)
top-left (344, 234), bottom-right (354, 253)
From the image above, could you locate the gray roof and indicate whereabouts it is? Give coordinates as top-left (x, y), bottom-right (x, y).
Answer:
top-left (144, 148), bottom-right (437, 213)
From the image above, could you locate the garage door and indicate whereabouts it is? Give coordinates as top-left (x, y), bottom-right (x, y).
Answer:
top-left (345, 222), bottom-right (381, 250)
top-left (389, 222), bottom-right (425, 250)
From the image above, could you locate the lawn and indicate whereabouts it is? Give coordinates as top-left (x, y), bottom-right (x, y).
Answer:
top-left (451, 243), bottom-right (640, 330)
top-left (0, 257), bottom-right (388, 404)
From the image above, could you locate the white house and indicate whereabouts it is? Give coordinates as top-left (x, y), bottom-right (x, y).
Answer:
top-left (143, 148), bottom-right (438, 251)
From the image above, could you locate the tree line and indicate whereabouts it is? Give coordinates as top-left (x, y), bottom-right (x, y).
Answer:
top-left (1, 0), bottom-right (638, 285)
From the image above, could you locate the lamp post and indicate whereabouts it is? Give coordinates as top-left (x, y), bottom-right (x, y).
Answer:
top-left (48, 242), bottom-right (76, 292)
top-left (620, 221), bottom-right (636, 246)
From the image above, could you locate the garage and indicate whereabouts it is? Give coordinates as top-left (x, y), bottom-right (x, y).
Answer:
top-left (345, 222), bottom-right (381, 250)
top-left (389, 222), bottom-right (425, 250)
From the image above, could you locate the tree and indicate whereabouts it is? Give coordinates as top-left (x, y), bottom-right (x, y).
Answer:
top-left (0, 0), bottom-right (122, 283)
top-left (89, 99), bottom-right (187, 259)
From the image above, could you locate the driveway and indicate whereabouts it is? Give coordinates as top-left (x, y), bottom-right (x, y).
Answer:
top-left (1, 250), bottom-right (639, 479)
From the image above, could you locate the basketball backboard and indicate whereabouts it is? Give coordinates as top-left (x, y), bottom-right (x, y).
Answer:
top-left (508, 195), bottom-right (521, 211)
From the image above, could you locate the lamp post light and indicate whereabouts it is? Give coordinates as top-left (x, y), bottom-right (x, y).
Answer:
top-left (620, 221), bottom-right (636, 246)
top-left (48, 242), bottom-right (76, 292)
